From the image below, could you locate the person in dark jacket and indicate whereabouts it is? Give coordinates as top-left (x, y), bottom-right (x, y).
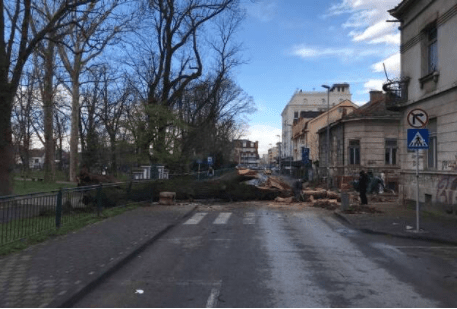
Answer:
top-left (293, 179), bottom-right (303, 201)
top-left (359, 170), bottom-right (369, 205)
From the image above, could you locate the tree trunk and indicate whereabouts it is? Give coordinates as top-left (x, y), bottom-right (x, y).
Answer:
top-left (0, 87), bottom-right (15, 196)
top-left (43, 41), bottom-right (56, 183)
top-left (69, 75), bottom-right (80, 182)
top-left (110, 134), bottom-right (117, 176)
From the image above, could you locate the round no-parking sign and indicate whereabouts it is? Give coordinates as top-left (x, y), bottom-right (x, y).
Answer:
top-left (407, 108), bottom-right (429, 128)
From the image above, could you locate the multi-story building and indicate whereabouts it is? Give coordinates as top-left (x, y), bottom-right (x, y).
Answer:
top-left (232, 139), bottom-right (260, 167)
top-left (268, 146), bottom-right (279, 166)
top-left (281, 84), bottom-right (351, 159)
top-left (385, 0), bottom-right (457, 212)
top-left (292, 99), bottom-right (358, 163)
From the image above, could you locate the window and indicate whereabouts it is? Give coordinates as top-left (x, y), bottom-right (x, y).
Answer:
top-left (428, 118), bottom-right (437, 169)
top-left (349, 140), bottom-right (360, 165)
top-left (294, 111), bottom-right (298, 119)
top-left (385, 139), bottom-right (397, 165)
top-left (300, 111), bottom-right (306, 118)
top-left (243, 141), bottom-right (246, 148)
top-left (427, 26), bottom-right (438, 74)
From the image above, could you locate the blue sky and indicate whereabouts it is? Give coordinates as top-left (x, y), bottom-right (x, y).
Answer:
top-left (236, 0), bottom-right (402, 155)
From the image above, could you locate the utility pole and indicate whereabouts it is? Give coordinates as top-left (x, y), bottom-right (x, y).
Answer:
top-left (322, 85), bottom-right (332, 189)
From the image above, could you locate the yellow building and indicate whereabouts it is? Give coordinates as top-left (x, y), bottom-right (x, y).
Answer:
top-left (292, 100), bottom-right (358, 163)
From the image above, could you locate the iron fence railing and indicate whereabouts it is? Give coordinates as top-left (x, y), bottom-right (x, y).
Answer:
top-left (383, 77), bottom-right (410, 111)
top-left (0, 181), bottom-right (154, 247)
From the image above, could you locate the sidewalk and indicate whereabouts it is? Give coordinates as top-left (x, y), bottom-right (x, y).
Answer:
top-left (0, 204), bottom-right (196, 308)
top-left (335, 201), bottom-right (457, 245)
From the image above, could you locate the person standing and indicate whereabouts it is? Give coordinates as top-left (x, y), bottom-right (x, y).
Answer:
top-left (359, 170), bottom-right (369, 205)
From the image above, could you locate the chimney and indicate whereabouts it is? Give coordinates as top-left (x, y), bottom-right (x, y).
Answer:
top-left (369, 90), bottom-right (384, 102)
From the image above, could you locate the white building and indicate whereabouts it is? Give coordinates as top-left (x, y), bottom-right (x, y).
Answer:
top-left (281, 84), bottom-right (351, 159)
top-left (386, 0), bottom-right (457, 212)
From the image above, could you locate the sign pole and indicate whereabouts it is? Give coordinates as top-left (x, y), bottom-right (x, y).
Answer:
top-left (416, 149), bottom-right (420, 232)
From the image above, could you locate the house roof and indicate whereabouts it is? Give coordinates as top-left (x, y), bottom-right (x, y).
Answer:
top-left (341, 96), bottom-right (402, 121)
top-left (388, 0), bottom-right (415, 19)
top-left (29, 148), bottom-right (45, 158)
top-left (317, 95), bottom-right (402, 134)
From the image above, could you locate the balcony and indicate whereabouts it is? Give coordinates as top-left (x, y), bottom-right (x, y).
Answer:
top-left (382, 77), bottom-right (410, 111)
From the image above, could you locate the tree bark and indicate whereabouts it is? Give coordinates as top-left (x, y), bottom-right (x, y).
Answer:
top-left (42, 40), bottom-right (56, 182)
top-left (0, 86), bottom-right (14, 195)
top-left (69, 74), bottom-right (80, 182)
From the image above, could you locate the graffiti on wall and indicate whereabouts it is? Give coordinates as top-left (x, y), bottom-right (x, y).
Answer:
top-left (442, 155), bottom-right (457, 171)
top-left (436, 176), bottom-right (457, 205)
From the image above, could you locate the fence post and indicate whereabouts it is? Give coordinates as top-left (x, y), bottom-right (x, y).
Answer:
top-left (56, 188), bottom-right (63, 228)
top-left (97, 184), bottom-right (103, 217)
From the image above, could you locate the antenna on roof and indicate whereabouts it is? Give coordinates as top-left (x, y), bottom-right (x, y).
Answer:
top-left (383, 63), bottom-right (391, 82)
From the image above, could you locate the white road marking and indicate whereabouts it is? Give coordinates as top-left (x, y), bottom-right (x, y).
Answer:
top-left (393, 246), bottom-right (457, 249)
top-left (213, 212), bottom-right (232, 225)
top-left (206, 286), bottom-right (221, 308)
top-left (184, 212), bottom-right (208, 225)
top-left (243, 212), bottom-right (256, 224)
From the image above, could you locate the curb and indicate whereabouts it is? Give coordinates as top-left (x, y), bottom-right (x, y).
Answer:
top-left (51, 205), bottom-right (198, 308)
top-left (333, 211), bottom-right (457, 246)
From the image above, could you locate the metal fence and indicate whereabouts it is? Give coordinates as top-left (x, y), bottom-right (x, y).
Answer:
top-left (0, 181), bottom-right (154, 247)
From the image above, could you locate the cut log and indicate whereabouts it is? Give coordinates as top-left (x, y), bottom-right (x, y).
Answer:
top-left (159, 192), bottom-right (176, 205)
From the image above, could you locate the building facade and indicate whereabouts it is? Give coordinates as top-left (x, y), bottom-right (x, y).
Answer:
top-left (385, 0), bottom-right (457, 212)
top-left (268, 146), bottom-right (279, 166)
top-left (318, 92), bottom-right (402, 190)
top-left (281, 84), bottom-right (351, 159)
top-left (233, 139), bottom-right (260, 167)
top-left (292, 100), bottom-right (358, 163)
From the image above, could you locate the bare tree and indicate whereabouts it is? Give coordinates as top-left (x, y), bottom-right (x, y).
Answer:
top-left (98, 68), bottom-right (132, 176)
top-left (0, 0), bottom-right (95, 195)
top-left (57, 0), bottom-right (128, 181)
top-left (11, 70), bottom-right (40, 174)
top-left (132, 0), bottom-right (240, 164)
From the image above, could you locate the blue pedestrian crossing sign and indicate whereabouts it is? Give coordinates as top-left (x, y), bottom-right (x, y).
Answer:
top-left (407, 129), bottom-right (429, 149)
top-left (301, 147), bottom-right (309, 165)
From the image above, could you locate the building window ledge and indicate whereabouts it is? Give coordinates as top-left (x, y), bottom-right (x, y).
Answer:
top-left (419, 71), bottom-right (439, 89)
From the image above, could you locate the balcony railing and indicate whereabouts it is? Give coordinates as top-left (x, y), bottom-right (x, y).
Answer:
top-left (382, 77), bottom-right (410, 111)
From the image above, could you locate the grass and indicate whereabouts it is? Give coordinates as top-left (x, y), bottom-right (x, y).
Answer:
top-left (0, 203), bottom-right (140, 256)
top-left (15, 170), bottom-right (69, 182)
top-left (13, 179), bottom-right (76, 195)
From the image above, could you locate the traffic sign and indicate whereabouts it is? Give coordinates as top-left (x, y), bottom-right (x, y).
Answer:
top-left (407, 129), bottom-right (429, 149)
top-left (407, 108), bottom-right (428, 128)
top-left (207, 156), bottom-right (213, 165)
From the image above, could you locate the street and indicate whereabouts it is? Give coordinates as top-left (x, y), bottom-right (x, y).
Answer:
top-left (74, 202), bottom-right (457, 307)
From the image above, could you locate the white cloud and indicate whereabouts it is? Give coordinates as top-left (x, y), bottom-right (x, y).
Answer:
top-left (291, 45), bottom-right (381, 61)
top-left (245, 124), bottom-right (281, 156)
top-left (245, 0), bottom-right (278, 22)
top-left (327, 0), bottom-right (400, 45)
top-left (363, 79), bottom-right (384, 93)
top-left (372, 53), bottom-right (401, 77)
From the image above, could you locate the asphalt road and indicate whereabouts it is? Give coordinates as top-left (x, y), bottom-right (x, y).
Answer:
top-left (73, 202), bottom-right (457, 307)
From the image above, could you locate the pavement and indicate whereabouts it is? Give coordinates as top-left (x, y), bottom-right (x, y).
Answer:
top-left (334, 200), bottom-right (457, 245)
top-left (0, 203), bottom-right (197, 308)
top-left (1, 196), bottom-right (457, 308)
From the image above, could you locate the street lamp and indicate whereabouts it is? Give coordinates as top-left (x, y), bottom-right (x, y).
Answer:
top-left (322, 85), bottom-right (332, 188)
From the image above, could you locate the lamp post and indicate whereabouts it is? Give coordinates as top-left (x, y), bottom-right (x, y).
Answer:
top-left (322, 85), bottom-right (331, 189)
top-left (286, 123), bottom-right (293, 176)
top-left (276, 135), bottom-right (281, 171)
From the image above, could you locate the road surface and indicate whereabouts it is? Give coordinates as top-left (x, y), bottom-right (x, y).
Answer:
top-left (74, 202), bottom-right (457, 307)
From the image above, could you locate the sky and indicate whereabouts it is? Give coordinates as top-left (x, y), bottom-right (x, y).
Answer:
top-left (236, 0), bottom-right (403, 156)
